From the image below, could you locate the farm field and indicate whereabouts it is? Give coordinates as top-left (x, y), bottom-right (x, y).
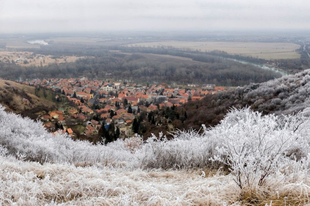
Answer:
top-left (0, 38), bottom-right (40, 49)
top-left (46, 37), bottom-right (120, 46)
top-left (47, 37), bottom-right (103, 44)
top-left (0, 51), bottom-right (86, 67)
top-left (128, 41), bottom-right (301, 60)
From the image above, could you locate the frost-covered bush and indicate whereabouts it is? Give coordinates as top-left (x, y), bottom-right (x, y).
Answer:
top-left (137, 129), bottom-right (217, 169)
top-left (0, 106), bottom-right (134, 166)
top-left (1, 104), bottom-right (310, 189)
top-left (210, 108), bottom-right (309, 189)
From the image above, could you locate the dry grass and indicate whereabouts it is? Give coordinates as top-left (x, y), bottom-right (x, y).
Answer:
top-left (0, 79), bottom-right (55, 112)
top-left (128, 41), bottom-right (301, 60)
top-left (0, 51), bottom-right (85, 67)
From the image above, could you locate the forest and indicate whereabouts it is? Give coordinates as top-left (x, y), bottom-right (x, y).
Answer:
top-left (0, 44), bottom-right (281, 86)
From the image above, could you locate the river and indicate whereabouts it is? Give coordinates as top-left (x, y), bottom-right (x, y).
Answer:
top-left (221, 57), bottom-right (288, 76)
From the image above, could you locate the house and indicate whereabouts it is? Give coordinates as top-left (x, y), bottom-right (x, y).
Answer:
top-left (49, 112), bottom-right (59, 119)
top-left (126, 120), bottom-right (133, 124)
top-left (165, 102), bottom-right (173, 108)
top-left (139, 105), bottom-right (148, 112)
top-left (42, 115), bottom-right (52, 121)
top-left (91, 120), bottom-right (99, 126)
top-left (67, 128), bottom-right (74, 136)
top-left (114, 118), bottom-right (125, 125)
top-left (101, 84), bottom-right (114, 91)
top-left (118, 93), bottom-right (126, 99)
top-left (123, 96), bottom-right (139, 104)
top-left (65, 90), bottom-right (74, 96)
top-left (122, 113), bottom-right (135, 121)
top-left (147, 105), bottom-right (158, 112)
top-left (77, 113), bottom-right (87, 121)
top-left (112, 115), bottom-right (121, 120)
top-left (68, 109), bottom-right (78, 115)
top-left (44, 122), bottom-right (56, 131)
top-left (86, 125), bottom-right (96, 132)
top-left (159, 103), bottom-right (166, 109)
top-left (84, 130), bottom-right (94, 136)
top-left (58, 116), bottom-right (65, 121)
top-left (214, 87), bottom-right (226, 92)
top-left (55, 110), bottom-right (63, 115)
top-left (99, 98), bottom-right (108, 103)
top-left (100, 113), bottom-right (110, 119)
top-left (76, 92), bottom-right (93, 100)
top-left (192, 96), bottom-right (203, 101)
top-left (84, 88), bottom-right (92, 94)
top-left (179, 98), bottom-right (188, 104)
top-left (81, 106), bottom-right (93, 114)
top-left (116, 109), bottom-right (127, 115)
top-left (168, 98), bottom-right (180, 104)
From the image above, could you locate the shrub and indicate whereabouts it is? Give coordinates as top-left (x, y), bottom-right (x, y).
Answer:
top-left (211, 108), bottom-right (308, 190)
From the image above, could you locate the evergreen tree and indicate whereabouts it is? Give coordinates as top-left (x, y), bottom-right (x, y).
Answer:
top-left (110, 110), bottom-right (115, 118)
top-left (106, 122), bottom-right (115, 144)
top-left (172, 104), bottom-right (176, 110)
top-left (152, 116), bottom-right (156, 125)
top-left (148, 112), bottom-right (153, 122)
top-left (115, 127), bottom-right (120, 139)
top-left (115, 101), bottom-right (120, 109)
top-left (98, 123), bottom-right (109, 144)
top-left (128, 105), bottom-right (133, 113)
top-left (132, 118), bottom-right (140, 134)
top-left (123, 98), bottom-right (128, 107)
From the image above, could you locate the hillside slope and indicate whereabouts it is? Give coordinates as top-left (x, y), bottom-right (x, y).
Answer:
top-left (179, 68), bottom-right (310, 130)
top-left (0, 79), bottom-right (56, 117)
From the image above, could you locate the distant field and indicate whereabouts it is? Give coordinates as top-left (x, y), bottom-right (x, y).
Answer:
top-left (0, 51), bottom-right (86, 67)
top-left (47, 37), bottom-right (100, 44)
top-left (46, 37), bottom-right (113, 46)
top-left (0, 39), bottom-right (40, 49)
top-left (128, 41), bottom-right (301, 60)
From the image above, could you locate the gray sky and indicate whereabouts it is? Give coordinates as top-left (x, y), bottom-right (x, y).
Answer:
top-left (0, 0), bottom-right (310, 33)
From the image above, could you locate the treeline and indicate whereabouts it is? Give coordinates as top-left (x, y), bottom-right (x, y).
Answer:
top-left (0, 48), bottom-right (280, 86)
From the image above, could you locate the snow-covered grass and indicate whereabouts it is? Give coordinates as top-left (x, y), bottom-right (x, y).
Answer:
top-left (1, 105), bottom-right (310, 204)
top-left (0, 155), bottom-right (238, 205)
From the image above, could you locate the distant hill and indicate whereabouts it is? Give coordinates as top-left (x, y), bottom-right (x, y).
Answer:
top-left (0, 79), bottom-right (56, 118)
top-left (173, 68), bottom-right (310, 131)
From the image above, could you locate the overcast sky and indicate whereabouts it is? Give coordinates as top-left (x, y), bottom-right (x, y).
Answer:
top-left (0, 0), bottom-right (309, 33)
